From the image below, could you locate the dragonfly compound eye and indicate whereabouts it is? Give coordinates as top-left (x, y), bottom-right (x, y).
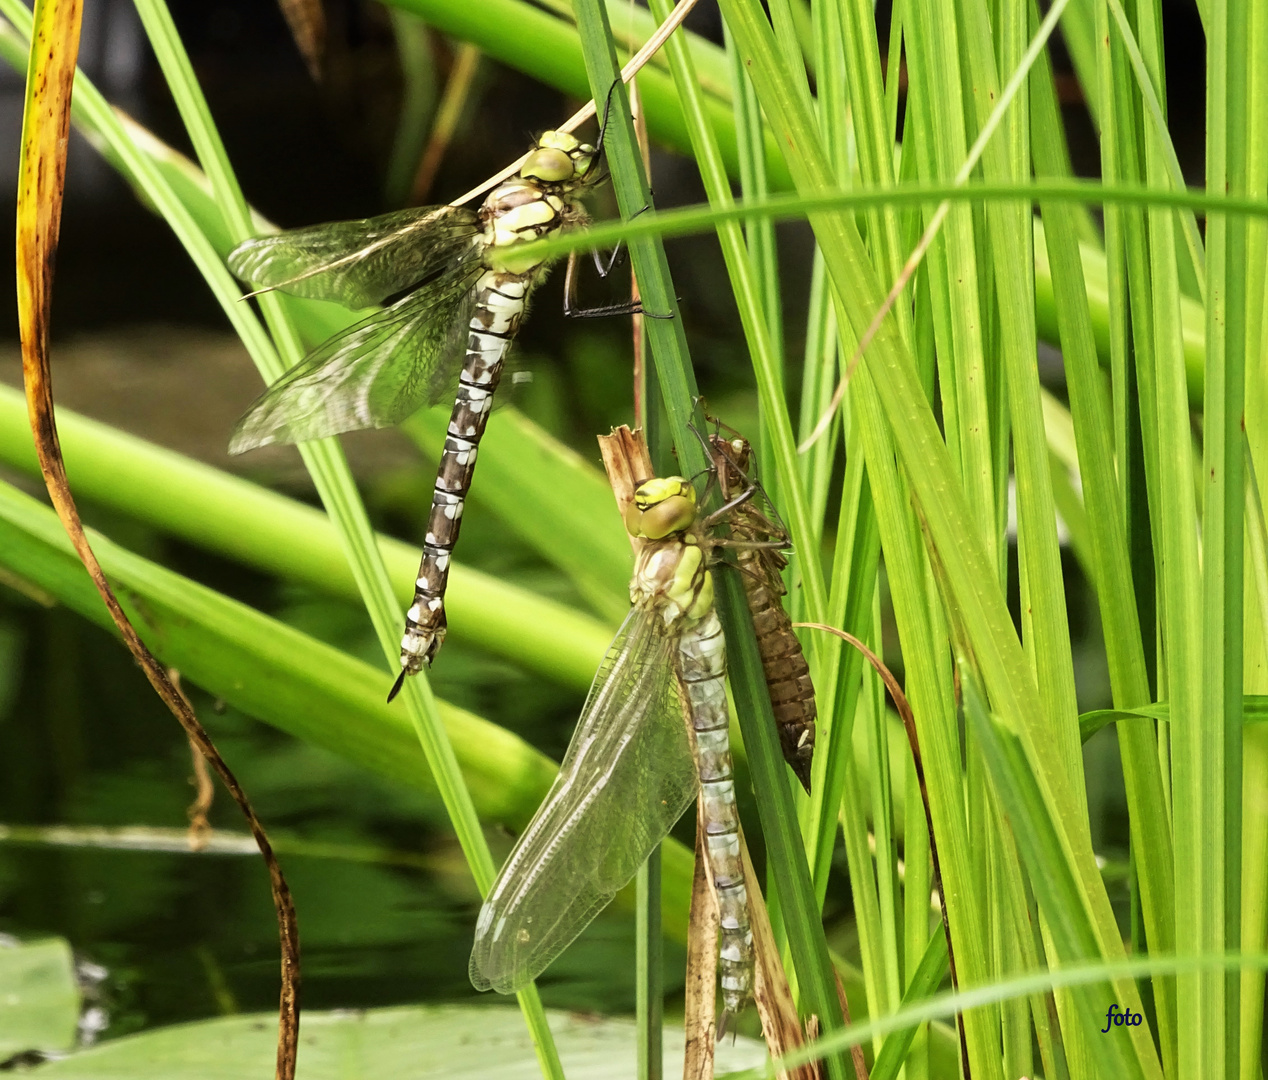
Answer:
top-left (522, 147), bottom-right (577, 184)
top-left (628, 478), bottom-right (697, 539)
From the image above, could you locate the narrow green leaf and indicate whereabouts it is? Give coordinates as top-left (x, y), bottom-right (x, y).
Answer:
top-left (869, 928), bottom-right (950, 1080)
top-left (1079, 697), bottom-right (1268, 742)
top-left (958, 667), bottom-right (1148, 1079)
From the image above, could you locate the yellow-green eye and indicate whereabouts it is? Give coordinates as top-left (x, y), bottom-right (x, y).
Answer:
top-left (525, 131), bottom-right (596, 182)
top-left (626, 477), bottom-right (696, 538)
top-left (537, 130), bottom-right (581, 153)
top-left (637, 495), bottom-right (696, 538)
top-left (634, 476), bottom-right (694, 510)
top-left (521, 147), bottom-right (575, 183)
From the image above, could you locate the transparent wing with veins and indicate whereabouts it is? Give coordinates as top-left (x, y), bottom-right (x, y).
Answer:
top-left (226, 208), bottom-right (487, 453)
top-left (469, 607), bottom-right (698, 995)
top-left (227, 205), bottom-right (481, 308)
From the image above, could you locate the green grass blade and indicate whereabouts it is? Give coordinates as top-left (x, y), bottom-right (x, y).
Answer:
top-left (957, 666), bottom-right (1148, 1079)
top-left (1205, 1), bottom-right (1249, 1072)
top-left (1120, 6), bottom-right (1208, 1078)
top-left (1030, 13), bottom-right (1178, 1067)
top-left (725, 952), bottom-right (1268, 1080)
top-left (717, 3), bottom-right (1165, 1076)
top-left (644, 0), bottom-right (823, 624)
top-left (869, 928), bottom-right (950, 1080)
top-left (636, 850), bottom-right (663, 1080)
top-left (1103, 0), bottom-right (1207, 300)
top-left (570, 3), bottom-right (847, 1068)
top-left (571, 1), bottom-right (701, 471)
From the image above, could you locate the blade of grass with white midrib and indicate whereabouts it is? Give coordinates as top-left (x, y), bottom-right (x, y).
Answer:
top-left (1204, 3), bottom-right (1248, 1076)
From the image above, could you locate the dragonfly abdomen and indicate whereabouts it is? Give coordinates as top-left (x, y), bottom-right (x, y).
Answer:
top-left (736, 553), bottom-right (817, 792)
top-left (709, 433), bottom-right (818, 793)
top-left (679, 607), bottom-right (753, 1025)
top-left (396, 270), bottom-right (529, 681)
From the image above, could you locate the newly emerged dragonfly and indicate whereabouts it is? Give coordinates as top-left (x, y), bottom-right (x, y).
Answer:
top-left (226, 131), bottom-right (603, 696)
top-left (708, 433), bottom-right (817, 793)
top-left (469, 471), bottom-right (754, 1024)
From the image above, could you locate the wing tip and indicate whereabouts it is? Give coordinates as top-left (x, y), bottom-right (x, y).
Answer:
top-left (227, 413), bottom-right (289, 455)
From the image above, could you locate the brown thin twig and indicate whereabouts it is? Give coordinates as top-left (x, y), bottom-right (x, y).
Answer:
top-left (794, 622), bottom-right (969, 1080)
top-left (446, 0), bottom-right (700, 208)
top-left (409, 41), bottom-right (483, 205)
top-left (682, 812), bottom-right (718, 1080)
top-left (630, 73), bottom-right (649, 429)
top-left (740, 833), bottom-right (822, 1080)
top-left (171, 670), bottom-right (214, 852)
top-left (276, 0), bottom-right (325, 81)
top-left (15, 5), bottom-right (299, 1076)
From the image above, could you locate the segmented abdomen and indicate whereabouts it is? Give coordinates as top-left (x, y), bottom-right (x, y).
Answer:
top-left (735, 543), bottom-right (817, 793)
top-left (395, 270), bottom-right (527, 682)
top-left (678, 606), bottom-right (752, 1022)
top-left (711, 435), bottom-right (817, 793)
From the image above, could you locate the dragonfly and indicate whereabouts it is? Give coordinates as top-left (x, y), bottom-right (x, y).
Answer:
top-left (225, 130), bottom-right (603, 697)
top-left (707, 432), bottom-right (817, 793)
top-left (469, 471), bottom-right (754, 1026)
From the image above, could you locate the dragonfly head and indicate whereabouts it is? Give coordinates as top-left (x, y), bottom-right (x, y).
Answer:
top-left (522, 131), bottom-right (598, 187)
top-left (624, 477), bottom-right (697, 539)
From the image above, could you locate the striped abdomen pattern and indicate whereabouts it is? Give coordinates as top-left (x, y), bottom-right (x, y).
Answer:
top-left (678, 606), bottom-right (753, 1022)
top-left (390, 131), bottom-right (596, 696)
top-left (395, 270), bottom-right (527, 682)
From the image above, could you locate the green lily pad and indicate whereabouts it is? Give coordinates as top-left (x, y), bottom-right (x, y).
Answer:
top-left (0, 937), bottom-right (80, 1057)
top-left (27, 1004), bottom-right (768, 1078)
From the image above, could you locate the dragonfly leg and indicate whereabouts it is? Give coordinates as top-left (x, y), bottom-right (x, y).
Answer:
top-left (562, 244), bottom-right (674, 319)
top-left (700, 485), bottom-right (759, 529)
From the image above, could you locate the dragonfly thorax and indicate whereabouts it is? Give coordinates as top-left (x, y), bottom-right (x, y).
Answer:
top-left (479, 182), bottom-right (569, 275)
top-left (632, 536), bottom-right (713, 628)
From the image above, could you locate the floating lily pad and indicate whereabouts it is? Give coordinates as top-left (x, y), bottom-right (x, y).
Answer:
top-left (27, 1004), bottom-right (768, 1078)
top-left (0, 937), bottom-right (80, 1058)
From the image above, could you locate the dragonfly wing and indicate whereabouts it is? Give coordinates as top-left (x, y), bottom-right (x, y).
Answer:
top-left (228, 206), bottom-right (481, 308)
top-left (229, 271), bottom-right (476, 452)
top-left (469, 607), bottom-right (698, 995)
